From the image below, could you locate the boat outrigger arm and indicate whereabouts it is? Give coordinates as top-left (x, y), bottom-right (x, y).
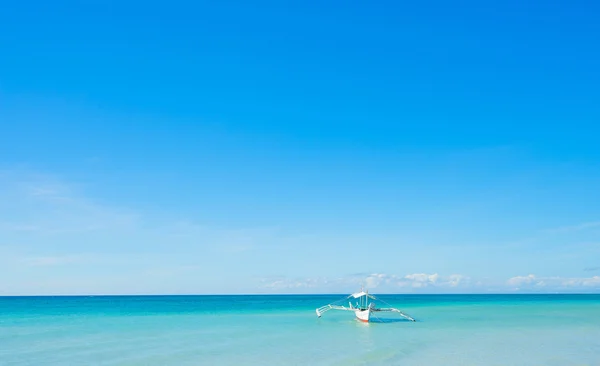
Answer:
top-left (316, 290), bottom-right (416, 323)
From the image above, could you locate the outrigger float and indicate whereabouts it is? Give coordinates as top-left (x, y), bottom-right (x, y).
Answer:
top-left (316, 289), bottom-right (416, 323)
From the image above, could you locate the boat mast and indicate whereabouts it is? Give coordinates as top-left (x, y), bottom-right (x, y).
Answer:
top-left (361, 286), bottom-right (364, 309)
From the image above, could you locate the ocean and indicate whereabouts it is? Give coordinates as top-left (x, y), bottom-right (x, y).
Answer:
top-left (1, 294), bottom-right (599, 365)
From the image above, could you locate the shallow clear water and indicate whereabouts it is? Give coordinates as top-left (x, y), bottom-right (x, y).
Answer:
top-left (1, 295), bottom-right (599, 365)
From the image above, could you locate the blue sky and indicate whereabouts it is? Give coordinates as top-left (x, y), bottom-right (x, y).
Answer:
top-left (1, 0), bottom-right (599, 294)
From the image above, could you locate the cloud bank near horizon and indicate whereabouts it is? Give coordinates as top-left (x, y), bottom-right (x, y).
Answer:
top-left (259, 272), bottom-right (600, 294)
top-left (1, 169), bottom-right (599, 295)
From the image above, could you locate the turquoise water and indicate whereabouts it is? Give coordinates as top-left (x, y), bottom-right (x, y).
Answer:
top-left (1, 295), bottom-right (600, 365)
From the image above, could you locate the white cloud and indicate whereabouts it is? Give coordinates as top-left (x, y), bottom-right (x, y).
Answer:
top-left (507, 274), bottom-right (537, 287)
top-left (398, 273), bottom-right (471, 288)
top-left (364, 273), bottom-right (390, 288)
top-left (259, 272), bottom-right (598, 293)
top-left (561, 276), bottom-right (600, 287)
top-left (446, 274), bottom-right (469, 287)
top-left (259, 272), bottom-right (472, 293)
top-left (259, 276), bottom-right (326, 291)
top-left (507, 274), bottom-right (600, 290)
top-left (402, 273), bottom-right (439, 287)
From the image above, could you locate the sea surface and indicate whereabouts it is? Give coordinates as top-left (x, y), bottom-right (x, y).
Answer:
top-left (1, 294), bottom-right (599, 365)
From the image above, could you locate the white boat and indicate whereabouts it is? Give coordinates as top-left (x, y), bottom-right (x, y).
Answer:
top-left (315, 289), bottom-right (416, 323)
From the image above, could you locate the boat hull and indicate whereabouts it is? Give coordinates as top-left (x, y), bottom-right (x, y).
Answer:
top-left (355, 309), bottom-right (370, 322)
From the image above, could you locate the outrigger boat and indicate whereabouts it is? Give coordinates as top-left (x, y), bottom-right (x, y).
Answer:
top-left (315, 289), bottom-right (416, 323)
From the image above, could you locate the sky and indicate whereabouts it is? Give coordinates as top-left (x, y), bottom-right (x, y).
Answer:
top-left (1, 0), bottom-right (599, 295)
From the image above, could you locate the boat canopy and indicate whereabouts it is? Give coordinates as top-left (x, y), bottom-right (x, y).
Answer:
top-left (351, 291), bottom-right (376, 299)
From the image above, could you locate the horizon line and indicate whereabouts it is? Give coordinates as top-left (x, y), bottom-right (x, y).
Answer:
top-left (1, 292), bottom-right (599, 297)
